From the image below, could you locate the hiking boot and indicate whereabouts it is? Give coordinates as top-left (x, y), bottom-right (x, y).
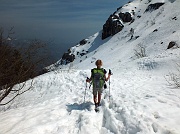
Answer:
top-left (95, 103), bottom-right (99, 108)
top-left (95, 103), bottom-right (101, 107)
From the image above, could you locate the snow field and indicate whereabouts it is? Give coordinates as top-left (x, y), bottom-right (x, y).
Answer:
top-left (1, 65), bottom-right (180, 134)
top-left (0, 70), bottom-right (103, 134)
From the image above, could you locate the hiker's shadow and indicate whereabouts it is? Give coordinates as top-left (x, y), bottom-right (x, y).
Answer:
top-left (66, 101), bottom-right (94, 112)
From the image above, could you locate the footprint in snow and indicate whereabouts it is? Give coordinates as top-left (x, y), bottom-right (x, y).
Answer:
top-left (157, 99), bottom-right (167, 104)
top-left (153, 112), bottom-right (161, 119)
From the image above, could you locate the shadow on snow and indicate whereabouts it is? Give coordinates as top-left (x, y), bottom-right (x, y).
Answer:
top-left (66, 101), bottom-right (94, 112)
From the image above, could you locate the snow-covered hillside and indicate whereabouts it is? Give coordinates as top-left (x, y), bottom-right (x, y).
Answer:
top-left (1, 0), bottom-right (180, 134)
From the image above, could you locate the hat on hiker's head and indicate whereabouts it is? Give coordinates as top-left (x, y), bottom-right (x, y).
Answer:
top-left (95, 59), bottom-right (102, 66)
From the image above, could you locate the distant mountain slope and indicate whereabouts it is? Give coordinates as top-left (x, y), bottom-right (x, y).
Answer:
top-left (49, 0), bottom-right (179, 71)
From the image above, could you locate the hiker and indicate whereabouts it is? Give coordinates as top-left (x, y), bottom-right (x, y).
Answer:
top-left (130, 28), bottom-right (134, 40)
top-left (86, 59), bottom-right (111, 107)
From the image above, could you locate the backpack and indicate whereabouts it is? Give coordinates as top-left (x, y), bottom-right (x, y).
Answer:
top-left (91, 68), bottom-right (105, 89)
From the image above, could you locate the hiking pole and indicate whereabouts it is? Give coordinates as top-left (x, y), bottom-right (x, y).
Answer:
top-left (84, 77), bottom-right (91, 102)
top-left (84, 77), bottom-right (88, 102)
top-left (89, 82), bottom-right (92, 89)
top-left (109, 78), bottom-right (110, 102)
top-left (108, 69), bottom-right (113, 102)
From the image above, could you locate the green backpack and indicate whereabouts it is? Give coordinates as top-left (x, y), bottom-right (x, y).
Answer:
top-left (91, 68), bottom-right (105, 89)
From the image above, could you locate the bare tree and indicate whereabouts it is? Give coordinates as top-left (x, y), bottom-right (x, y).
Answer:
top-left (0, 27), bottom-right (50, 105)
top-left (165, 63), bottom-right (180, 88)
top-left (134, 43), bottom-right (147, 58)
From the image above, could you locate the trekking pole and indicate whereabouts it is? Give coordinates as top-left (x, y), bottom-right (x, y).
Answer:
top-left (109, 78), bottom-right (110, 102)
top-left (84, 77), bottom-right (91, 102)
top-left (84, 77), bottom-right (89, 102)
top-left (108, 69), bottom-right (113, 102)
top-left (89, 82), bottom-right (92, 89)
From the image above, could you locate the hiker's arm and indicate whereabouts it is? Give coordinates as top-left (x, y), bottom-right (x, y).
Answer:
top-left (86, 69), bottom-right (94, 83)
top-left (105, 73), bottom-right (111, 81)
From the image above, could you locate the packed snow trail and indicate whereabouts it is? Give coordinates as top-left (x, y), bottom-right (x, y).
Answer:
top-left (0, 68), bottom-right (180, 134)
top-left (0, 70), bottom-right (106, 134)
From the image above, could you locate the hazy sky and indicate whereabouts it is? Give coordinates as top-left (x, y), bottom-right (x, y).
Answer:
top-left (0, 0), bottom-right (130, 61)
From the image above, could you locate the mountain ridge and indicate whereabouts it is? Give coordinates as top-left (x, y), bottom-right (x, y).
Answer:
top-left (49, 0), bottom-right (179, 71)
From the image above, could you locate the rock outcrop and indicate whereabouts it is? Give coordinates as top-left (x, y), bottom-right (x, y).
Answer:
top-left (102, 15), bottom-right (124, 40)
top-left (119, 12), bottom-right (133, 23)
top-left (167, 41), bottom-right (178, 49)
top-left (145, 3), bottom-right (165, 12)
top-left (102, 11), bottom-right (133, 40)
top-left (61, 52), bottom-right (75, 65)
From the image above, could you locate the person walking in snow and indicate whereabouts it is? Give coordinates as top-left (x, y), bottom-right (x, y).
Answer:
top-left (86, 59), bottom-right (111, 108)
top-left (130, 28), bottom-right (134, 40)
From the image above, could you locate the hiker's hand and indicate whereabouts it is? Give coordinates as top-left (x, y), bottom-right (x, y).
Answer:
top-left (86, 78), bottom-right (90, 83)
top-left (108, 69), bottom-right (113, 75)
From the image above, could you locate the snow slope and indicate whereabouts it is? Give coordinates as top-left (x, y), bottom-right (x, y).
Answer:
top-left (1, 0), bottom-right (180, 134)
